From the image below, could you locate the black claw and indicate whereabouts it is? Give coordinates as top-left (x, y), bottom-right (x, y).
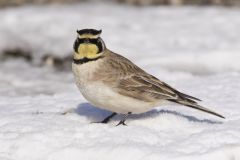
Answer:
top-left (116, 120), bottom-right (127, 126)
top-left (98, 118), bottom-right (112, 123)
top-left (91, 119), bottom-right (108, 124)
top-left (115, 112), bottom-right (131, 126)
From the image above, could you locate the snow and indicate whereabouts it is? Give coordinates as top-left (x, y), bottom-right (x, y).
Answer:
top-left (0, 3), bottom-right (240, 160)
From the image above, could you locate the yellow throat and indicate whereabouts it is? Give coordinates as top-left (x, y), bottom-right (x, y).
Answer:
top-left (74, 43), bottom-right (99, 60)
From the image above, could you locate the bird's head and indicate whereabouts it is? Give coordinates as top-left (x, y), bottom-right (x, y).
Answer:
top-left (73, 29), bottom-right (106, 62)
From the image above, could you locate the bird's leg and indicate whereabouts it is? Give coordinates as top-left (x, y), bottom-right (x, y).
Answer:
top-left (92, 112), bottom-right (117, 124)
top-left (101, 112), bottom-right (117, 123)
top-left (116, 112), bottom-right (132, 126)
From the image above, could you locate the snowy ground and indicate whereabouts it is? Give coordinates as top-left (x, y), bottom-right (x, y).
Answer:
top-left (0, 3), bottom-right (240, 160)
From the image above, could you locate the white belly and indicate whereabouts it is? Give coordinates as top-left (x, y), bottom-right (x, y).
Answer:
top-left (79, 82), bottom-right (158, 114)
top-left (72, 62), bottom-right (159, 114)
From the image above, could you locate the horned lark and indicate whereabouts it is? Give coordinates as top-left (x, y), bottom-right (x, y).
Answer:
top-left (72, 29), bottom-right (225, 126)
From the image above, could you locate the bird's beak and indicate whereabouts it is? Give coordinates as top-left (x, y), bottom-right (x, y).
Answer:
top-left (84, 39), bottom-right (90, 44)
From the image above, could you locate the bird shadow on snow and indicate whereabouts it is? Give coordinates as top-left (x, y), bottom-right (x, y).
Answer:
top-left (75, 103), bottom-right (222, 125)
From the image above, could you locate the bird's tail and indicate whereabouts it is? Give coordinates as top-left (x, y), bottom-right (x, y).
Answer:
top-left (169, 99), bottom-right (225, 119)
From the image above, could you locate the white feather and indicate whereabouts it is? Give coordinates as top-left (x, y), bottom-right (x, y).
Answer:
top-left (72, 61), bottom-right (167, 114)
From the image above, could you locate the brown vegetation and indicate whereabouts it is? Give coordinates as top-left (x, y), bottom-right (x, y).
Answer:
top-left (0, 0), bottom-right (85, 7)
top-left (0, 0), bottom-right (240, 7)
top-left (118, 0), bottom-right (240, 6)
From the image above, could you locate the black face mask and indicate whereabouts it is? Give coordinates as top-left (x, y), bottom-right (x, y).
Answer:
top-left (73, 37), bottom-right (103, 53)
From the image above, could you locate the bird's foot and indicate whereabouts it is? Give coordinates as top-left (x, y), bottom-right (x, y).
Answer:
top-left (91, 119), bottom-right (109, 124)
top-left (115, 112), bottom-right (131, 126)
top-left (91, 112), bottom-right (117, 124)
top-left (116, 120), bottom-right (127, 126)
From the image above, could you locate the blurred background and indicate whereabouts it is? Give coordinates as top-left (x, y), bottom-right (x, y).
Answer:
top-left (1, 1), bottom-right (240, 159)
top-left (0, 0), bottom-right (240, 96)
top-left (1, 0), bottom-right (240, 7)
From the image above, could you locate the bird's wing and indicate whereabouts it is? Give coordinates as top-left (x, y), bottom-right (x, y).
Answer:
top-left (99, 51), bottom-right (224, 118)
top-left (101, 51), bottom-right (197, 102)
top-left (116, 74), bottom-right (179, 102)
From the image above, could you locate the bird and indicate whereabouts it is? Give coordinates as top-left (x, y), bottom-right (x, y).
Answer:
top-left (72, 28), bottom-right (225, 126)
